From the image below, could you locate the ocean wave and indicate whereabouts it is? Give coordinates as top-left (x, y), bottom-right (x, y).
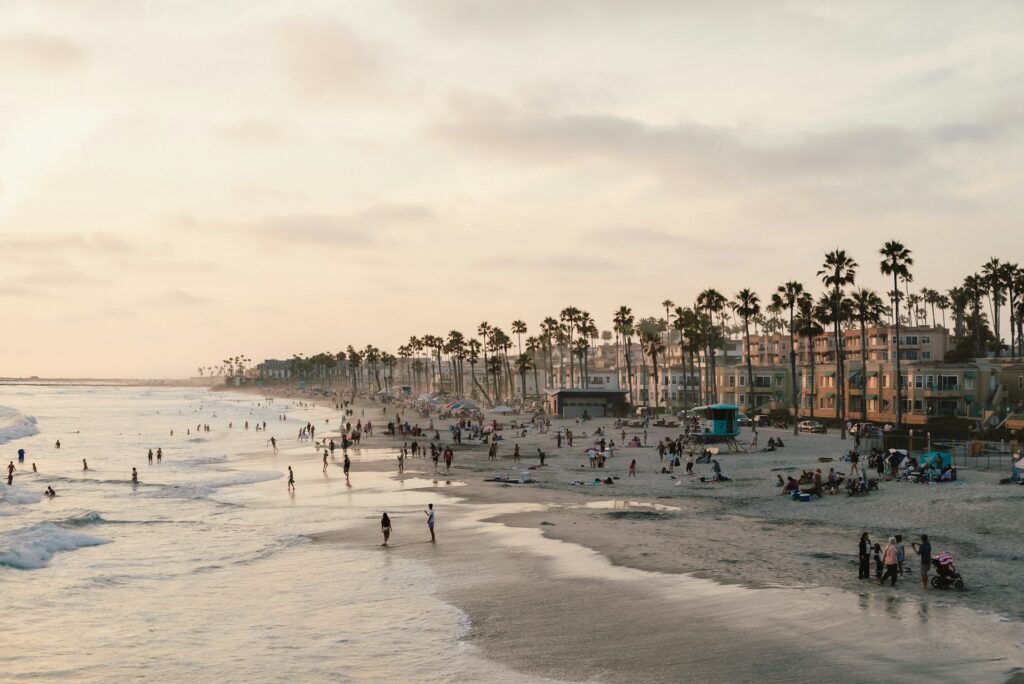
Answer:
top-left (0, 405), bottom-right (39, 445)
top-left (0, 486), bottom-right (42, 506)
top-left (142, 470), bottom-right (281, 500)
top-left (0, 522), bottom-right (110, 570)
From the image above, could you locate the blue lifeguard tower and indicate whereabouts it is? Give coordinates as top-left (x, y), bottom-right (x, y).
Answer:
top-left (687, 404), bottom-right (743, 451)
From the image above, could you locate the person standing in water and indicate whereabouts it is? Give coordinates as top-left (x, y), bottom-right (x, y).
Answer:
top-left (322, 451), bottom-right (329, 473)
top-left (131, 467), bottom-right (138, 483)
top-left (286, 466), bottom-right (296, 492)
top-left (82, 459), bottom-right (89, 471)
top-left (424, 503), bottom-right (436, 542)
top-left (148, 449), bottom-right (153, 465)
top-left (381, 512), bottom-right (392, 545)
top-left (270, 436), bottom-right (278, 453)
top-left (343, 453), bottom-right (351, 482)
top-left (157, 448), bottom-right (162, 463)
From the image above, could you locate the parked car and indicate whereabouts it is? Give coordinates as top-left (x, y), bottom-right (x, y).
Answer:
top-left (798, 420), bottom-right (826, 434)
top-left (754, 415), bottom-right (771, 427)
top-left (737, 413), bottom-right (753, 427)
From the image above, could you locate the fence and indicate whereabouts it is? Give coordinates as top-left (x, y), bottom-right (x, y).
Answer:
top-left (882, 433), bottom-right (1021, 472)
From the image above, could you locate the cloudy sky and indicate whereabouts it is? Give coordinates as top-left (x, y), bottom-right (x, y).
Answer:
top-left (1, 1), bottom-right (1022, 377)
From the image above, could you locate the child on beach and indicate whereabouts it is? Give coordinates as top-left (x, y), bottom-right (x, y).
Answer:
top-left (628, 459), bottom-right (636, 477)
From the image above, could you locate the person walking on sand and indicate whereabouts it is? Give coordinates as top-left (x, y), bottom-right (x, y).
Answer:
top-left (444, 447), bottom-right (453, 473)
top-left (82, 459), bottom-right (89, 471)
top-left (287, 466), bottom-right (295, 493)
top-left (131, 467), bottom-right (138, 484)
top-left (397, 450), bottom-right (404, 474)
top-left (323, 450), bottom-right (329, 473)
top-left (343, 454), bottom-right (351, 482)
top-left (912, 534), bottom-right (932, 589)
top-left (381, 512), bottom-right (392, 545)
top-left (425, 503), bottom-right (436, 543)
top-left (628, 459), bottom-right (637, 477)
top-left (858, 532), bottom-right (871, 579)
top-left (513, 444), bottom-right (520, 463)
top-left (880, 536), bottom-right (899, 587)
top-left (269, 436), bottom-right (278, 453)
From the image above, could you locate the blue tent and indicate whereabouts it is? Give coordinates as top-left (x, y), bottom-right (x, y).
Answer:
top-left (920, 451), bottom-right (952, 469)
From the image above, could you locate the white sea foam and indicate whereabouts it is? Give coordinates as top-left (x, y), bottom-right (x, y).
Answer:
top-left (0, 486), bottom-right (42, 507)
top-left (0, 405), bottom-right (38, 444)
top-left (0, 522), bottom-right (110, 569)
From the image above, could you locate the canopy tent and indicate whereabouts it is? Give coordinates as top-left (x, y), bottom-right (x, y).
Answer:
top-left (920, 451), bottom-right (952, 469)
top-left (492, 405), bottom-right (514, 414)
top-left (417, 393), bottom-right (433, 401)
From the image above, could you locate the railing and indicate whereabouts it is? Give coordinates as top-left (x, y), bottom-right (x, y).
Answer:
top-left (882, 435), bottom-right (1021, 472)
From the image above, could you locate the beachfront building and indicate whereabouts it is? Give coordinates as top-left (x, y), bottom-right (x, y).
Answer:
top-left (256, 359), bottom-right (292, 380)
top-left (544, 388), bottom-right (629, 419)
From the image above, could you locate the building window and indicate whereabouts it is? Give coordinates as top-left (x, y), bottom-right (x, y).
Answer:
top-left (926, 375), bottom-right (934, 390)
top-left (915, 375), bottom-right (923, 389)
top-left (937, 375), bottom-right (958, 391)
top-left (921, 351), bottom-right (931, 360)
top-left (921, 336), bottom-right (931, 344)
top-left (965, 376), bottom-right (974, 390)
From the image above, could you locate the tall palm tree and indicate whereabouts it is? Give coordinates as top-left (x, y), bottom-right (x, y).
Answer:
top-left (1000, 263), bottom-right (1020, 357)
top-left (612, 306), bottom-right (636, 404)
top-left (795, 294), bottom-right (821, 419)
top-left (880, 241), bottom-right (913, 429)
top-left (640, 329), bottom-right (665, 412)
top-left (696, 289), bottom-right (726, 403)
top-left (732, 289), bottom-right (761, 414)
top-left (772, 281), bottom-right (804, 434)
top-left (511, 320), bottom-right (527, 394)
top-left (982, 258), bottom-right (1005, 355)
top-left (477, 322), bottom-right (493, 398)
top-left (818, 249), bottom-right (858, 439)
top-left (525, 336), bottom-right (542, 396)
top-left (559, 306), bottom-right (581, 387)
top-left (851, 288), bottom-right (886, 423)
top-left (540, 317), bottom-right (559, 389)
top-left (466, 339), bottom-right (491, 403)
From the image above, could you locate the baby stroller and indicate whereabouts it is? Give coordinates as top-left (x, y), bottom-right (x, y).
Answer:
top-left (930, 552), bottom-right (964, 590)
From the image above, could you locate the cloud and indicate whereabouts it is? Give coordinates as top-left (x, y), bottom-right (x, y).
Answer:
top-left (249, 203), bottom-right (437, 246)
top-left (434, 97), bottom-right (936, 186)
top-left (149, 289), bottom-right (209, 306)
top-left (0, 231), bottom-right (137, 254)
top-left (0, 34), bottom-right (88, 70)
top-left (210, 118), bottom-right (288, 144)
top-left (272, 18), bottom-right (389, 96)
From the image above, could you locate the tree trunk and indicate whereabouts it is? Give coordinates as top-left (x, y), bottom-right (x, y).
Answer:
top-left (893, 274), bottom-right (903, 430)
top-left (790, 305), bottom-right (799, 436)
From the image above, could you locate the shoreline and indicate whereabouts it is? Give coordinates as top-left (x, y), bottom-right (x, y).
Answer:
top-left (226, 386), bottom-right (1024, 681)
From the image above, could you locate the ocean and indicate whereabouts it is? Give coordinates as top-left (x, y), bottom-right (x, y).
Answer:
top-left (0, 386), bottom-right (540, 682)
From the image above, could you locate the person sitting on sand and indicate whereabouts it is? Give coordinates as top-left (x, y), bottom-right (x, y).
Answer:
top-left (44, 486), bottom-right (56, 497)
top-left (710, 460), bottom-right (730, 482)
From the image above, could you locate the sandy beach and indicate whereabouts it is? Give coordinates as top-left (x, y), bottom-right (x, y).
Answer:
top-left (236, 386), bottom-right (1024, 682)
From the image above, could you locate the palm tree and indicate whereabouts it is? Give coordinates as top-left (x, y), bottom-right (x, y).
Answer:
top-left (1000, 263), bottom-right (1020, 357)
top-left (514, 353), bottom-right (533, 402)
top-left (525, 336), bottom-right (542, 396)
top-left (772, 281), bottom-right (804, 434)
top-left (880, 241), bottom-right (913, 429)
top-left (612, 306), bottom-right (636, 404)
top-left (477, 322), bottom-right (493, 398)
top-left (696, 289), bottom-right (726, 403)
top-left (732, 289), bottom-right (761, 414)
top-left (511, 320), bottom-right (527, 395)
top-left (795, 294), bottom-right (821, 420)
top-left (559, 306), bottom-right (581, 387)
top-left (640, 329), bottom-right (665, 412)
top-left (818, 250), bottom-right (858, 438)
top-left (850, 288), bottom-right (886, 423)
top-left (466, 339), bottom-right (491, 403)
top-left (982, 258), bottom-right (1005, 355)
top-left (540, 317), bottom-right (559, 389)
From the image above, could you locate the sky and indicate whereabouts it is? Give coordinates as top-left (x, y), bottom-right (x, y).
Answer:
top-left (1, 0), bottom-right (1023, 377)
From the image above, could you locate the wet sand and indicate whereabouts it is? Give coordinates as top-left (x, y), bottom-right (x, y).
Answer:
top-left (235, 389), bottom-right (1024, 682)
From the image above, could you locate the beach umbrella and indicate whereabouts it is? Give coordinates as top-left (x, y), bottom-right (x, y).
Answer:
top-left (460, 400), bottom-right (480, 410)
top-left (492, 405), bottom-right (513, 414)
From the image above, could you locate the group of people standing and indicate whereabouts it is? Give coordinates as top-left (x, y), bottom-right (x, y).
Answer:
top-left (859, 532), bottom-right (933, 588)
